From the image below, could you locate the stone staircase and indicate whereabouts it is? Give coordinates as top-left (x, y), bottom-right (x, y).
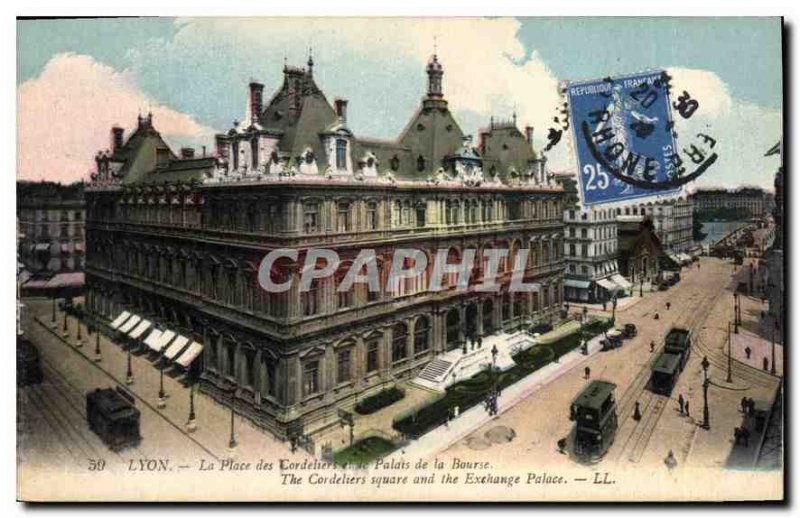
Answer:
top-left (416, 358), bottom-right (455, 384)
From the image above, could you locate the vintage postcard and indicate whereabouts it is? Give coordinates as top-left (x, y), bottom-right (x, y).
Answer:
top-left (15, 16), bottom-right (784, 502)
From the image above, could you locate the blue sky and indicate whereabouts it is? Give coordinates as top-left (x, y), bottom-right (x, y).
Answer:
top-left (17, 17), bottom-right (782, 189)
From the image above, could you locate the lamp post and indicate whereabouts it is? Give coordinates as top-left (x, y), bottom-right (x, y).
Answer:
top-left (639, 278), bottom-right (644, 298)
top-left (125, 342), bottom-right (134, 385)
top-left (75, 315), bottom-right (83, 347)
top-left (229, 383), bottom-right (238, 449)
top-left (187, 382), bottom-right (197, 432)
top-left (157, 358), bottom-right (167, 408)
top-left (611, 295), bottom-right (618, 326)
top-left (62, 308), bottom-right (69, 337)
top-left (486, 344), bottom-right (499, 416)
top-left (94, 324), bottom-right (102, 362)
top-left (51, 297), bottom-right (57, 327)
top-left (771, 318), bottom-right (777, 376)
top-left (733, 293), bottom-right (739, 334)
top-left (701, 356), bottom-right (710, 430)
top-left (726, 322), bottom-right (732, 383)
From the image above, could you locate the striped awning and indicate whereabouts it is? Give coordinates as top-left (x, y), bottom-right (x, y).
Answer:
top-left (128, 319), bottom-right (152, 339)
top-left (564, 279), bottom-right (591, 289)
top-left (109, 311), bottom-right (131, 330)
top-left (611, 274), bottom-right (633, 290)
top-left (118, 314), bottom-right (141, 334)
top-left (175, 342), bottom-right (203, 368)
top-left (164, 335), bottom-right (190, 360)
top-left (153, 330), bottom-right (176, 353)
top-left (596, 278), bottom-right (617, 291)
top-left (144, 329), bottom-right (163, 351)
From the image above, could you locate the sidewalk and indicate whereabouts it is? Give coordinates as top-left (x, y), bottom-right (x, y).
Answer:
top-left (25, 298), bottom-right (307, 463)
top-left (387, 333), bottom-right (607, 461)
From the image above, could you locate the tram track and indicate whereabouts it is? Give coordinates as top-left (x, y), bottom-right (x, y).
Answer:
top-left (610, 266), bottom-right (727, 465)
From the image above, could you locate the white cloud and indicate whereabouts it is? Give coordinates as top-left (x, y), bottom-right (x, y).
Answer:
top-left (17, 52), bottom-right (215, 183)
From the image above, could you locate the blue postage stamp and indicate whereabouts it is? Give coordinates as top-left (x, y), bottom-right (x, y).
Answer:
top-left (566, 70), bottom-right (683, 207)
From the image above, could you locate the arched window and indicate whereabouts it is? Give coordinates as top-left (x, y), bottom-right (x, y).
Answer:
top-left (417, 155), bottom-right (426, 172)
top-left (414, 317), bottom-right (430, 354)
top-left (392, 323), bottom-right (408, 362)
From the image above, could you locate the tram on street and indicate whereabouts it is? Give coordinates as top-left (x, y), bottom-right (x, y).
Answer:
top-left (86, 387), bottom-right (141, 451)
top-left (569, 380), bottom-right (618, 462)
top-left (649, 327), bottom-right (692, 395)
top-left (17, 337), bottom-right (43, 387)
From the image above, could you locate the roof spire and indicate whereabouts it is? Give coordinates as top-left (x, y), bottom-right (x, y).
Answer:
top-left (426, 40), bottom-right (444, 99)
top-left (307, 46), bottom-right (314, 75)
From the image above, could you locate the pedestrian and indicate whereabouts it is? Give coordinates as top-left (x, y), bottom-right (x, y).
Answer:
top-left (664, 450), bottom-right (677, 472)
top-left (650, 340), bottom-right (655, 353)
top-left (685, 400), bottom-right (690, 417)
top-left (633, 401), bottom-right (642, 421)
top-left (654, 312), bottom-right (660, 320)
top-left (678, 394), bottom-right (685, 415)
top-left (745, 346), bottom-right (752, 360)
top-left (763, 357), bottom-right (769, 371)
top-left (741, 396), bottom-right (748, 414)
top-left (584, 366), bottom-right (591, 380)
top-left (603, 301), bottom-right (607, 311)
top-left (557, 438), bottom-right (567, 454)
top-left (666, 301), bottom-right (671, 310)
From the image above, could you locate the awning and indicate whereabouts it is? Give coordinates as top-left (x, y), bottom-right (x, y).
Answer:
top-left (144, 329), bottom-right (163, 351)
top-left (35, 243), bottom-right (50, 252)
top-left (164, 335), bottom-right (190, 360)
top-left (666, 253), bottom-right (682, 265)
top-left (596, 278), bottom-right (617, 291)
top-left (678, 253), bottom-right (692, 264)
top-left (175, 342), bottom-right (204, 368)
top-left (109, 311), bottom-right (131, 330)
top-left (44, 272), bottom-right (84, 288)
top-left (128, 319), bottom-right (152, 339)
top-left (154, 330), bottom-right (176, 353)
top-left (118, 314), bottom-right (141, 334)
top-left (564, 279), bottom-right (591, 289)
top-left (611, 274), bottom-right (633, 290)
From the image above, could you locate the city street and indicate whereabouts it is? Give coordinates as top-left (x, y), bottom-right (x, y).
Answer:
top-left (18, 298), bottom-right (311, 481)
top-left (434, 257), bottom-right (781, 480)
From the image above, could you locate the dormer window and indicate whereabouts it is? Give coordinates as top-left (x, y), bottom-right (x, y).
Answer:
top-left (390, 155), bottom-right (400, 171)
top-left (336, 139), bottom-right (347, 170)
top-left (417, 155), bottom-right (426, 172)
top-left (416, 123), bottom-right (425, 132)
top-left (305, 151), bottom-right (315, 164)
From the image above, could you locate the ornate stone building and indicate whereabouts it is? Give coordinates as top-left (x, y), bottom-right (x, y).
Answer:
top-left (84, 55), bottom-right (566, 440)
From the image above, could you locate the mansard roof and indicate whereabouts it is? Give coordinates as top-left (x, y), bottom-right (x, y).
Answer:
top-left (480, 121), bottom-right (539, 184)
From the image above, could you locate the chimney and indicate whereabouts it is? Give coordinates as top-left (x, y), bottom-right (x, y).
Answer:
top-left (525, 126), bottom-right (534, 146)
top-left (334, 99), bottom-right (348, 122)
top-left (478, 131), bottom-right (489, 153)
top-left (215, 135), bottom-right (228, 159)
top-left (249, 82), bottom-right (264, 124)
top-left (202, 146), bottom-right (206, 157)
top-left (180, 147), bottom-right (195, 159)
top-left (111, 126), bottom-right (124, 152)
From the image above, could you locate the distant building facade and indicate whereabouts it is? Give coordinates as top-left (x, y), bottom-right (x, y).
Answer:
top-left (84, 55), bottom-right (566, 440)
top-left (616, 216), bottom-right (663, 287)
top-left (17, 181), bottom-right (85, 273)
top-left (690, 187), bottom-right (767, 218)
top-left (615, 198), bottom-right (693, 253)
top-left (563, 206), bottom-right (629, 303)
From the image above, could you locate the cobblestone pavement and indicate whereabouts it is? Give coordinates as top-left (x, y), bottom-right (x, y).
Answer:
top-left (433, 258), bottom-right (782, 486)
top-left (18, 298), bottom-right (311, 482)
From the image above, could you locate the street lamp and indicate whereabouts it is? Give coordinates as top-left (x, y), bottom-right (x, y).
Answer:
top-left (771, 318), bottom-right (777, 376)
top-left (75, 315), bottom-right (83, 347)
top-left (229, 382), bottom-right (238, 449)
top-left (93, 325), bottom-right (102, 362)
top-left (51, 297), bottom-right (57, 327)
top-left (125, 342), bottom-right (134, 385)
top-left (733, 293), bottom-right (739, 334)
top-left (701, 356), bottom-right (710, 430)
top-left (157, 358), bottom-right (167, 408)
top-left (639, 278), bottom-right (644, 298)
top-left (187, 381), bottom-right (198, 432)
top-left (611, 295), bottom-right (618, 326)
top-left (485, 344), bottom-right (499, 416)
top-left (62, 308), bottom-right (69, 337)
top-left (726, 322), bottom-right (732, 383)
